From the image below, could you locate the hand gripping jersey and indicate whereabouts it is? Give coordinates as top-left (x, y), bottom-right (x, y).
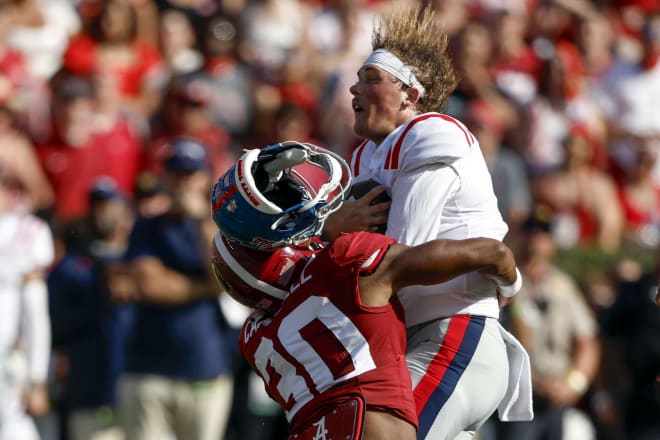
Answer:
top-left (238, 232), bottom-right (417, 435)
top-left (351, 113), bottom-right (509, 325)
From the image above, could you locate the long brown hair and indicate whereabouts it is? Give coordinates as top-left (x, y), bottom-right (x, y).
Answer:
top-left (372, 5), bottom-right (458, 113)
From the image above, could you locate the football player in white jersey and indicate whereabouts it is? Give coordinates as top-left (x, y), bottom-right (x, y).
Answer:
top-left (0, 163), bottom-right (54, 440)
top-left (324, 6), bottom-right (533, 440)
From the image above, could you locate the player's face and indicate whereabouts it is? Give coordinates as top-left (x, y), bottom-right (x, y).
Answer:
top-left (350, 66), bottom-right (410, 144)
top-left (166, 169), bottom-right (211, 219)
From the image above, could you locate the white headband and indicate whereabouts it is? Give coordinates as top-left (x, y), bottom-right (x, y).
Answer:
top-left (362, 48), bottom-right (426, 97)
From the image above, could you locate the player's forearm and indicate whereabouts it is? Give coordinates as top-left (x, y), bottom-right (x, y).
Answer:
top-left (140, 275), bottom-right (218, 305)
top-left (475, 240), bottom-right (518, 285)
top-left (569, 336), bottom-right (601, 386)
top-left (392, 238), bottom-right (516, 289)
top-left (133, 258), bottom-right (219, 305)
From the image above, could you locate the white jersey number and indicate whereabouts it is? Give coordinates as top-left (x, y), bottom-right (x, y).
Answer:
top-left (253, 296), bottom-right (376, 415)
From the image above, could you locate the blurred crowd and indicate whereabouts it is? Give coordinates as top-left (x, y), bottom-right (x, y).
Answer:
top-left (0, 0), bottom-right (658, 439)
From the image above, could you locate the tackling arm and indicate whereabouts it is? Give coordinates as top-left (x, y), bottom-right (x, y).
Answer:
top-left (360, 238), bottom-right (518, 307)
top-left (389, 238), bottom-right (518, 292)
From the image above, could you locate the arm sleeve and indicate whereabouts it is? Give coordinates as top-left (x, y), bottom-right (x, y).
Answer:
top-left (21, 277), bottom-right (51, 384)
top-left (329, 232), bottom-right (396, 271)
top-left (21, 219), bottom-right (55, 383)
top-left (30, 217), bottom-right (55, 270)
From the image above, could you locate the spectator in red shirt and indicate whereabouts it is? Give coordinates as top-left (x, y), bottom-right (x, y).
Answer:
top-left (36, 72), bottom-right (143, 223)
top-left (62, 0), bottom-right (166, 119)
top-left (145, 74), bottom-right (236, 180)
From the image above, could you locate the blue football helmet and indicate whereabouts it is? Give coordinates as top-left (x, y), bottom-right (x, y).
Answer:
top-left (211, 141), bottom-right (351, 250)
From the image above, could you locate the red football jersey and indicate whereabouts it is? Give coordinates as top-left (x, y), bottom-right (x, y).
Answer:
top-left (239, 231), bottom-right (417, 434)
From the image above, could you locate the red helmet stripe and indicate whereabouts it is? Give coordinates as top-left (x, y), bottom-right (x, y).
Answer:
top-left (212, 184), bottom-right (238, 213)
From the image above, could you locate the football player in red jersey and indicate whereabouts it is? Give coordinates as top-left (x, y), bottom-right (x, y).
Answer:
top-left (210, 142), bottom-right (521, 440)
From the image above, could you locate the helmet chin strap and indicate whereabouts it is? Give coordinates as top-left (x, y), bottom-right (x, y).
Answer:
top-left (262, 148), bottom-right (310, 192)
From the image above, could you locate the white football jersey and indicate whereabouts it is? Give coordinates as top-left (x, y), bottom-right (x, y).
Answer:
top-left (351, 113), bottom-right (508, 326)
top-left (0, 213), bottom-right (54, 353)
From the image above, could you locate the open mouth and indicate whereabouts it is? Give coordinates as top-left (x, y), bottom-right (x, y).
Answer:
top-left (352, 100), bottom-right (363, 112)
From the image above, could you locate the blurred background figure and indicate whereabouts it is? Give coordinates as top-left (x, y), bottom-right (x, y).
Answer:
top-left (0, 160), bottom-right (54, 439)
top-left (118, 139), bottom-right (233, 440)
top-left (145, 73), bottom-right (236, 180)
top-left (311, 0), bottom-right (375, 159)
top-left (0, 105), bottom-right (54, 214)
top-left (6, 0), bottom-right (80, 82)
top-left (48, 176), bottom-right (135, 440)
top-left (238, 0), bottom-right (311, 82)
top-left (0, 0), bottom-right (53, 134)
top-left (271, 100), bottom-right (319, 145)
top-left (132, 171), bottom-right (171, 219)
top-left (614, 138), bottom-right (660, 248)
top-left (534, 124), bottom-right (624, 252)
top-left (524, 40), bottom-right (605, 176)
top-left (500, 210), bottom-right (602, 440)
top-left (599, 255), bottom-right (660, 440)
top-left (462, 99), bottom-right (532, 234)
top-left (159, 8), bottom-right (204, 76)
top-left (611, 10), bottom-right (660, 142)
top-left (62, 0), bottom-right (166, 120)
top-left (201, 13), bottom-right (254, 140)
top-left (36, 71), bottom-right (143, 226)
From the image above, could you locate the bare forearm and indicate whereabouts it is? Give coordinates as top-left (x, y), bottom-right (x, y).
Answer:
top-left (571, 336), bottom-right (601, 384)
top-left (134, 258), bottom-right (219, 305)
top-left (392, 238), bottom-right (516, 289)
top-left (140, 277), bottom-right (216, 305)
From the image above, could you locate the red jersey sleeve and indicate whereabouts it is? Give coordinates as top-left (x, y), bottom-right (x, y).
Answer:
top-left (329, 232), bottom-right (395, 273)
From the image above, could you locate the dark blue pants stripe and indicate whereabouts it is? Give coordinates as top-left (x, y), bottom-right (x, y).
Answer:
top-left (417, 315), bottom-right (486, 439)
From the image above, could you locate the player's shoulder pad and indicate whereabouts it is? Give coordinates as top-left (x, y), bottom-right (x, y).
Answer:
top-left (329, 232), bottom-right (395, 272)
top-left (398, 113), bottom-right (476, 171)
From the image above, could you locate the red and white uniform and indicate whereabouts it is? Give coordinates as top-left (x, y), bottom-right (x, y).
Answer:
top-left (351, 113), bottom-right (532, 439)
top-left (0, 213), bottom-right (54, 440)
top-left (239, 232), bottom-right (417, 436)
top-left (351, 112), bottom-right (508, 326)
